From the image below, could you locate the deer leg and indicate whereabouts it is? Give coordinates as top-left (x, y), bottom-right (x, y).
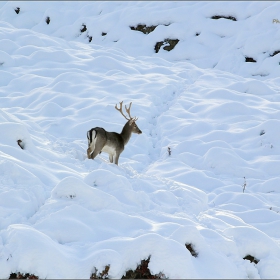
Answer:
top-left (109, 154), bottom-right (113, 163)
top-left (87, 129), bottom-right (97, 159)
top-left (91, 149), bottom-right (101, 160)
top-left (90, 136), bottom-right (106, 160)
top-left (114, 153), bottom-right (120, 165)
top-left (87, 147), bottom-right (92, 159)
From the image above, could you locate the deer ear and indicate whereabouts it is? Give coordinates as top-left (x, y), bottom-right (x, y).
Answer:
top-left (129, 119), bottom-right (134, 125)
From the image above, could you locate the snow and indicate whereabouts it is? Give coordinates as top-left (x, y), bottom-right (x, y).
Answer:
top-left (0, 0), bottom-right (280, 278)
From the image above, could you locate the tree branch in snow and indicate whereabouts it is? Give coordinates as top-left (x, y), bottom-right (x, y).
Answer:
top-left (185, 243), bottom-right (198, 257)
top-left (9, 272), bottom-right (38, 279)
top-left (91, 265), bottom-right (110, 279)
top-left (14, 7), bottom-right (20, 14)
top-left (242, 177), bottom-right (247, 193)
top-left (17, 139), bottom-right (24, 149)
top-left (122, 256), bottom-right (165, 279)
top-left (168, 147), bottom-right (171, 156)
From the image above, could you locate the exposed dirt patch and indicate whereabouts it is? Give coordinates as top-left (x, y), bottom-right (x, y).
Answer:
top-left (154, 39), bottom-right (179, 53)
top-left (130, 24), bottom-right (157, 34)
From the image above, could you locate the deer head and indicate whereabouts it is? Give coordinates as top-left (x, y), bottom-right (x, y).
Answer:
top-left (115, 101), bottom-right (142, 135)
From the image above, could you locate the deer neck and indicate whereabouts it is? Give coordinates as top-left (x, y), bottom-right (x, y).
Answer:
top-left (120, 121), bottom-right (132, 146)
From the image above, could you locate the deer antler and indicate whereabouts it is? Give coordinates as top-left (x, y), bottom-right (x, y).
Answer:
top-left (115, 101), bottom-right (130, 120)
top-left (115, 101), bottom-right (138, 121)
top-left (125, 102), bottom-right (132, 119)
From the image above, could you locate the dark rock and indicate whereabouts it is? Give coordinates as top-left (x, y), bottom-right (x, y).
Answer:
top-left (211, 15), bottom-right (237, 21)
top-left (243, 255), bottom-right (259, 264)
top-left (185, 243), bottom-right (198, 258)
top-left (270, 50), bottom-right (280, 57)
top-left (245, 57), bottom-right (257, 63)
top-left (80, 24), bottom-right (87, 33)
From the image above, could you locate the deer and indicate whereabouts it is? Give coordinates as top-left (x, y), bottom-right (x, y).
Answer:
top-left (87, 101), bottom-right (142, 165)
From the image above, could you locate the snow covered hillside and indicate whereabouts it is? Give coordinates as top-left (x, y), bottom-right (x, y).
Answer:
top-left (0, 1), bottom-right (280, 278)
